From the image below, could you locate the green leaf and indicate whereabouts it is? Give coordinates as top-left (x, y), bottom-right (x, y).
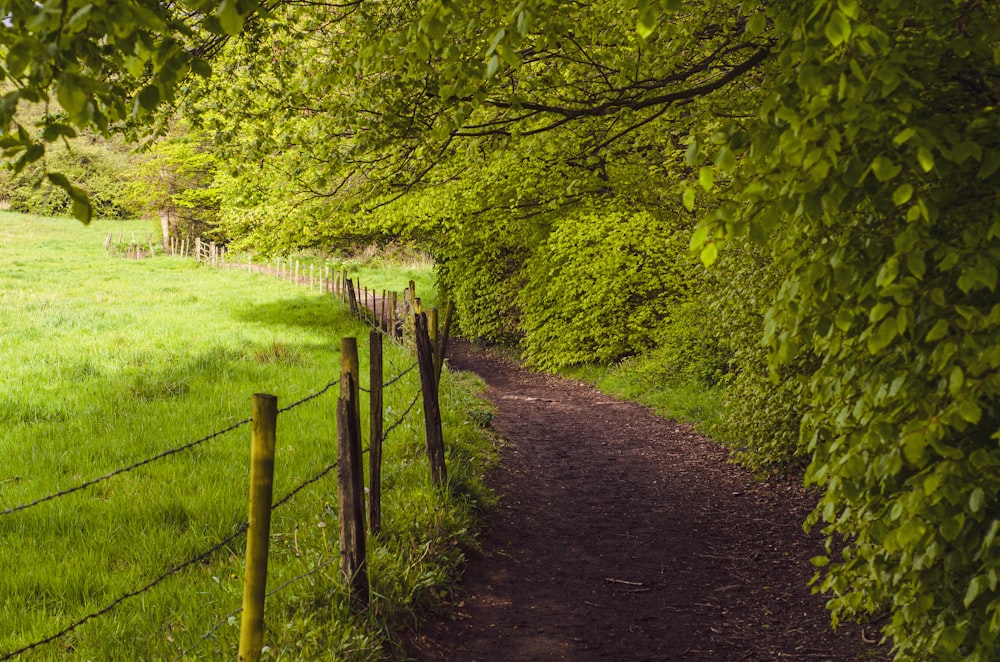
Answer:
top-left (824, 10), bottom-right (851, 47)
top-left (871, 156), bottom-right (902, 182)
top-left (810, 555), bottom-right (830, 567)
top-left (682, 186), bottom-right (696, 212)
top-left (700, 241), bottom-right (719, 266)
top-left (56, 75), bottom-right (89, 118)
top-left (977, 150), bottom-right (1000, 179)
top-left (486, 54), bottom-right (500, 78)
top-left (137, 85), bottom-right (160, 112)
top-left (948, 366), bottom-right (964, 396)
top-left (892, 183), bottom-right (913, 206)
top-left (698, 166), bottom-right (714, 192)
top-left (925, 319), bottom-right (949, 342)
top-left (903, 430), bottom-right (925, 465)
top-left (869, 301), bottom-right (893, 323)
top-left (893, 128), bottom-right (917, 147)
top-left (970, 488), bottom-right (986, 514)
top-left (714, 146), bottom-right (736, 174)
top-left (956, 400), bottom-right (982, 425)
top-left (217, 0), bottom-right (244, 35)
top-left (636, 7), bottom-right (657, 39)
top-left (745, 12), bottom-right (766, 38)
top-left (868, 317), bottom-right (898, 354)
top-left (917, 146), bottom-right (935, 172)
top-left (47, 173), bottom-right (93, 224)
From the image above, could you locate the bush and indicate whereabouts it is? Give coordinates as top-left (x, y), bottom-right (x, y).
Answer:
top-left (517, 207), bottom-right (695, 370)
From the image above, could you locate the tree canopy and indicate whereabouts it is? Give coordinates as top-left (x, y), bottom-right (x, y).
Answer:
top-left (3, 1), bottom-right (1000, 659)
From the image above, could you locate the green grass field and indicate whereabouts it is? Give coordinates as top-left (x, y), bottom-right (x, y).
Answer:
top-left (0, 213), bottom-right (494, 660)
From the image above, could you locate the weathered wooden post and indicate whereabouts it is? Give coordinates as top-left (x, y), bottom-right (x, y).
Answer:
top-left (346, 279), bottom-right (359, 317)
top-left (427, 308), bottom-right (439, 376)
top-left (369, 331), bottom-right (384, 534)
top-left (238, 393), bottom-right (278, 662)
top-left (415, 313), bottom-right (446, 486)
top-left (338, 339), bottom-right (368, 607)
top-left (436, 301), bottom-right (454, 385)
top-left (380, 290), bottom-right (387, 333)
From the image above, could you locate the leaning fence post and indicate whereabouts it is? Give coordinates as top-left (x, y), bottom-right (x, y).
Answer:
top-left (338, 339), bottom-right (368, 607)
top-left (369, 331), bottom-right (384, 534)
top-left (436, 301), bottom-right (455, 385)
top-left (238, 393), bottom-right (278, 662)
top-left (415, 313), bottom-right (446, 486)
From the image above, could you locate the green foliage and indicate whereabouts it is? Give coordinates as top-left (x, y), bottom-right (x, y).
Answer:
top-left (9, 0), bottom-right (1000, 657)
top-left (122, 120), bottom-right (223, 238)
top-left (686, 2), bottom-right (1000, 658)
top-left (518, 206), bottom-right (694, 369)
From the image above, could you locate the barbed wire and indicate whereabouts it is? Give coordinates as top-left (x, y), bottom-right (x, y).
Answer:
top-left (0, 417), bottom-right (252, 518)
top-left (277, 378), bottom-right (339, 414)
top-left (0, 522), bottom-right (250, 661)
top-left (0, 379), bottom-right (339, 520)
top-left (271, 462), bottom-right (338, 513)
top-left (384, 360), bottom-right (418, 388)
top-left (382, 390), bottom-right (422, 443)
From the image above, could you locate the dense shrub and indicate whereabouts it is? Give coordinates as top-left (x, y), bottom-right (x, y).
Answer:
top-left (1, 136), bottom-right (141, 220)
top-left (516, 207), bottom-right (694, 370)
top-left (708, 238), bottom-right (814, 472)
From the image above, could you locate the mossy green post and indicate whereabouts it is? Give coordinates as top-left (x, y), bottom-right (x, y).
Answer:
top-left (238, 393), bottom-right (278, 662)
top-left (369, 331), bottom-right (384, 534)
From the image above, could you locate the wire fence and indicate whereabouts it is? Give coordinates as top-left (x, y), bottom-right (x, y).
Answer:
top-left (0, 350), bottom-right (429, 659)
top-left (4, 246), bottom-right (452, 659)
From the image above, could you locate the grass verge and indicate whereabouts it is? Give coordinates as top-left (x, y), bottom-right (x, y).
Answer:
top-left (0, 212), bottom-right (495, 660)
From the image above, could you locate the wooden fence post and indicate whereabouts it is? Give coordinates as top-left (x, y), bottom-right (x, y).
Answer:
top-left (415, 313), bottom-right (446, 486)
top-left (390, 292), bottom-right (399, 341)
top-left (427, 308), bottom-right (439, 365)
top-left (338, 339), bottom-right (368, 608)
top-left (436, 301), bottom-right (454, 385)
top-left (238, 393), bottom-right (278, 662)
top-left (346, 279), bottom-right (359, 317)
top-left (380, 290), bottom-right (387, 334)
top-left (369, 331), bottom-right (384, 534)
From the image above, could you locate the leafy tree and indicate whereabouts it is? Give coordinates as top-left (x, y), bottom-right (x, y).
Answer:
top-left (4, 1), bottom-right (1000, 659)
top-left (687, 2), bottom-right (1000, 658)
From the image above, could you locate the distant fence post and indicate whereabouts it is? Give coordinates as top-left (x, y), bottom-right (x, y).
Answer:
top-left (338, 338), bottom-right (368, 607)
top-left (346, 279), bottom-right (359, 317)
top-left (238, 393), bottom-right (278, 662)
top-left (369, 331), bottom-right (384, 534)
top-left (415, 313), bottom-right (446, 486)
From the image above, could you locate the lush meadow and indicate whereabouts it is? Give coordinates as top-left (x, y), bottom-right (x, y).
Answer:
top-left (0, 213), bottom-right (495, 660)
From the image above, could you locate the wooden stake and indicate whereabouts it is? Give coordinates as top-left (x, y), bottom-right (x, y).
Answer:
top-left (415, 313), bottom-right (446, 486)
top-left (436, 301), bottom-right (454, 385)
top-left (238, 394), bottom-right (278, 662)
top-left (338, 340), bottom-right (368, 608)
top-left (369, 332), bottom-right (383, 534)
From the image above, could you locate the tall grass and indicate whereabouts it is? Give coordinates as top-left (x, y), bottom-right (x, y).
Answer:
top-left (0, 213), bottom-right (494, 660)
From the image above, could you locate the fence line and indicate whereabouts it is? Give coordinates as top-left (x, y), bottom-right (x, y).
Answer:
top-left (55, 238), bottom-right (460, 659)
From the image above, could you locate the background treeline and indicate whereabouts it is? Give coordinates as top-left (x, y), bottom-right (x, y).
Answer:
top-left (2, 1), bottom-right (998, 659)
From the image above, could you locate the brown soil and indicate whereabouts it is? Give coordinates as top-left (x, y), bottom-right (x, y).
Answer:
top-left (403, 342), bottom-right (888, 662)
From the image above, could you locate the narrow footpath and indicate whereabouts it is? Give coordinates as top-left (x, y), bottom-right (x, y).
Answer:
top-left (404, 342), bottom-right (886, 661)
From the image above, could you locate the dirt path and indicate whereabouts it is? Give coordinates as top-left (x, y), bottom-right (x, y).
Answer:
top-left (403, 342), bottom-right (885, 662)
